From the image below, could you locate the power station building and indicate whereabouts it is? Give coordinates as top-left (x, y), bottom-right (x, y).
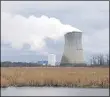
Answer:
top-left (48, 54), bottom-right (56, 66)
top-left (60, 31), bottom-right (85, 66)
top-left (38, 60), bottom-right (48, 65)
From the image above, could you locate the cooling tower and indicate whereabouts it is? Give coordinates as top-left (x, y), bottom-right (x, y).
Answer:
top-left (60, 31), bottom-right (85, 66)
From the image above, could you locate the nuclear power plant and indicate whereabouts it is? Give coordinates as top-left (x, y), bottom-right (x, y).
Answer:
top-left (48, 54), bottom-right (56, 66)
top-left (60, 31), bottom-right (85, 66)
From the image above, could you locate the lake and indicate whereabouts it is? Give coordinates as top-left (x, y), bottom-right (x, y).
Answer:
top-left (1, 87), bottom-right (109, 96)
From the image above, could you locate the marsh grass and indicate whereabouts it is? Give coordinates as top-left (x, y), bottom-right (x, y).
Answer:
top-left (1, 67), bottom-right (109, 88)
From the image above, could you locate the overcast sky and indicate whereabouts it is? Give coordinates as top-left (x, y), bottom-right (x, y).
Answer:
top-left (1, 1), bottom-right (109, 63)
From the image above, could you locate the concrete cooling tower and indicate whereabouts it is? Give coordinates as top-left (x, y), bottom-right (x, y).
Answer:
top-left (60, 31), bottom-right (85, 66)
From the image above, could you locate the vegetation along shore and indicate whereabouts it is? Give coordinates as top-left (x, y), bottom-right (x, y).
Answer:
top-left (1, 67), bottom-right (109, 88)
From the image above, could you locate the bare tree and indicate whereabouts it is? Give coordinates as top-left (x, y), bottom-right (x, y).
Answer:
top-left (105, 54), bottom-right (109, 65)
top-left (90, 55), bottom-right (97, 66)
top-left (99, 54), bottom-right (104, 65)
top-left (90, 54), bottom-right (106, 66)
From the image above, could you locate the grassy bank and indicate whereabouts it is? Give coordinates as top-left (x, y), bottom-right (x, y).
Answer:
top-left (1, 67), bottom-right (109, 88)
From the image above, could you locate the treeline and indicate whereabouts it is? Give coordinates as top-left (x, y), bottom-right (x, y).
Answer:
top-left (1, 54), bottom-right (109, 67)
top-left (89, 54), bottom-right (109, 66)
top-left (1, 61), bottom-right (42, 67)
top-left (1, 61), bottom-right (109, 67)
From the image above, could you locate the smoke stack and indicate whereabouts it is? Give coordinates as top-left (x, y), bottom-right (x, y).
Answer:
top-left (60, 31), bottom-right (85, 66)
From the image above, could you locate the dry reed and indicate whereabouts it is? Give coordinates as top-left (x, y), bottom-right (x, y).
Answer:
top-left (1, 67), bottom-right (109, 88)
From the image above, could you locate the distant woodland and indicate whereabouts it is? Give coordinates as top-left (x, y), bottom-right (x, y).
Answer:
top-left (1, 54), bottom-right (109, 67)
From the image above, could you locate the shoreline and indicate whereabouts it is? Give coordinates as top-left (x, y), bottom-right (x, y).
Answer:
top-left (1, 84), bottom-right (109, 89)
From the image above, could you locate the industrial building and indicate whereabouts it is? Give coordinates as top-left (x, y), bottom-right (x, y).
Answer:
top-left (60, 31), bottom-right (85, 66)
top-left (37, 60), bottom-right (48, 65)
top-left (48, 54), bottom-right (56, 66)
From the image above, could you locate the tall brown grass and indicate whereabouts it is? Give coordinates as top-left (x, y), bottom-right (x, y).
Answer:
top-left (1, 67), bottom-right (109, 88)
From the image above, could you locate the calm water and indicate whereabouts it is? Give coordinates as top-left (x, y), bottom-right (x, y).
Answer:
top-left (1, 87), bottom-right (109, 96)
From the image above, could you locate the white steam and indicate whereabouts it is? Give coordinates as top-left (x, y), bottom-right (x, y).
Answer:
top-left (1, 12), bottom-right (82, 50)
